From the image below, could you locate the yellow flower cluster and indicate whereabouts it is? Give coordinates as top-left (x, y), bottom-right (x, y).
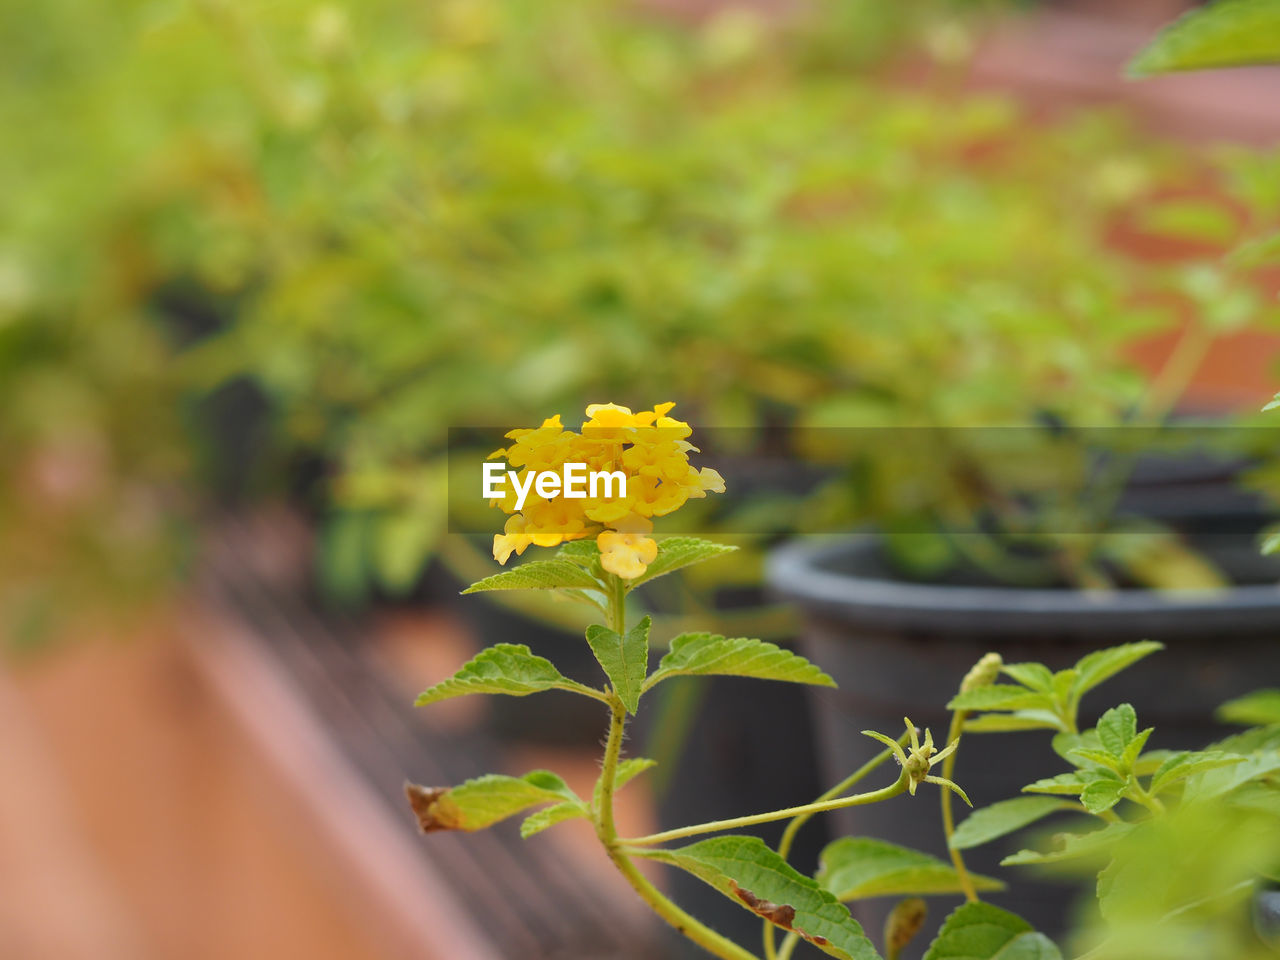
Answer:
top-left (488, 403), bottom-right (725, 579)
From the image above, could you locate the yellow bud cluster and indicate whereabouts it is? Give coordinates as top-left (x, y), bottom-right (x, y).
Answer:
top-left (487, 403), bottom-right (725, 579)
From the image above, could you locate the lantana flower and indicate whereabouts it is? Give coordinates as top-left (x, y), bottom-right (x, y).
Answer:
top-left (486, 403), bottom-right (724, 579)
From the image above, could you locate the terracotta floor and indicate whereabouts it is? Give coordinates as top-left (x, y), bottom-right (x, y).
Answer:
top-left (0, 617), bottom-right (406, 960)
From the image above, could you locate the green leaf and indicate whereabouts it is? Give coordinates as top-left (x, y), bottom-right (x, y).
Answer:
top-left (1071, 642), bottom-right (1163, 701)
top-left (585, 615), bottom-right (651, 714)
top-left (963, 712), bottom-right (1063, 733)
top-left (615, 756), bottom-right (658, 790)
top-left (1002, 823), bottom-right (1133, 866)
top-left (1022, 772), bottom-right (1089, 795)
top-left (1051, 730), bottom-right (1092, 760)
top-left (414, 643), bottom-right (605, 706)
top-left (407, 770), bottom-right (579, 833)
top-left (1067, 749), bottom-right (1125, 773)
top-left (520, 800), bottom-right (589, 838)
top-left (1001, 663), bottom-right (1054, 692)
top-left (963, 712), bottom-right (1064, 734)
top-left (1050, 669), bottom-right (1078, 705)
top-left (1183, 751), bottom-right (1280, 802)
top-left (637, 836), bottom-right (881, 960)
top-left (628, 537), bottom-right (737, 588)
top-left (1121, 729), bottom-right (1154, 771)
top-left (818, 837), bottom-right (1004, 899)
top-left (1080, 778), bottom-right (1127, 814)
top-left (1128, 0), bottom-right (1280, 76)
top-left (1217, 689), bottom-right (1280, 726)
top-left (594, 757), bottom-right (658, 809)
top-left (643, 633), bottom-right (835, 692)
top-left (922, 902), bottom-right (1062, 960)
top-left (556, 539), bottom-right (602, 566)
top-left (1150, 750), bottom-right (1246, 794)
top-left (950, 797), bottom-right (1075, 850)
top-left (1096, 703), bottom-right (1138, 757)
top-left (946, 685), bottom-right (1051, 712)
top-left (1132, 749), bottom-right (1180, 777)
top-left (462, 560), bottom-right (601, 593)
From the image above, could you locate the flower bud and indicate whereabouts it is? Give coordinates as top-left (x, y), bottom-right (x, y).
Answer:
top-left (960, 652), bottom-right (1002, 693)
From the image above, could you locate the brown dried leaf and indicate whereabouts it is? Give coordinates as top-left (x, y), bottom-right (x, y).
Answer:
top-left (884, 897), bottom-right (927, 960)
top-left (406, 784), bottom-right (459, 833)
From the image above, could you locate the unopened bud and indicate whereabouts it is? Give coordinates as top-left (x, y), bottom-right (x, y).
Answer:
top-left (960, 652), bottom-right (1002, 693)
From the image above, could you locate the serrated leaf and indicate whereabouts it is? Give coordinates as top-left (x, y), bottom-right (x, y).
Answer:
top-left (1228, 780), bottom-right (1280, 816)
top-left (1067, 749), bottom-right (1125, 773)
top-left (1051, 669), bottom-right (1078, 704)
top-left (521, 800), bottom-right (589, 837)
top-left (616, 756), bottom-right (658, 790)
top-left (1132, 749), bottom-right (1180, 777)
top-left (1022, 772), bottom-right (1089, 796)
top-left (946, 685), bottom-right (1052, 712)
top-left (594, 756), bottom-right (658, 808)
top-left (1120, 729), bottom-right (1154, 771)
top-left (1071, 642), bottom-right (1163, 701)
top-left (1128, 0), bottom-right (1280, 76)
top-left (1096, 703), bottom-right (1138, 757)
top-left (950, 797), bottom-right (1075, 850)
top-left (643, 633), bottom-right (835, 692)
top-left (407, 770), bottom-right (579, 833)
top-left (415, 643), bottom-right (605, 706)
top-left (585, 615), bottom-right (651, 714)
top-left (1217, 689), bottom-right (1280, 726)
top-left (556, 539), bottom-right (602, 566)
top-left (637, 836), bottom-right (880, 960)
top-left (1052, 730), bottom-right (1101, 761)
top-left (628, 537), bottom-right (737, 588)
top-left (1080, 778), bottom-right (1127, 814)
top-left (1150, 750), bottom-right (1246, 794)
top-left (1001, 663), bottom-right (1054, 692)
top-left (1001, 822), bottom-right (1133, 866)
top-left (1183, 751), bottom-right (1280, 803)
top-left (963, 712), bottom-right (1063, 734)
top-left (817, 837), bottom-right (1005, 900)
top-left (922, 902), bottom-right (1061, 960)
top-left (1208, 724), bottom-right (1280, 755)
top-left (462, 560), bottom-right (601, 593)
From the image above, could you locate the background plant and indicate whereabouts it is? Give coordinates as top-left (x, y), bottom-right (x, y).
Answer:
top-left (6, 0), bottom-right (1273, 629)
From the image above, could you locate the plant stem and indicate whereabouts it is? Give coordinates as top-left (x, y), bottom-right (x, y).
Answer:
top-left (1128, 779), bottom-right (1166, 815)
top-left (593, 579), bottom-right (760, 960)
top-left (939, 711), bottom-right (979, 902)
top-left (1067, 317), bottom-right (1215, 584)
top-left (764, 734), bottom-right (910, 960)
top-left (775, 931), bottom-right (801, 960)
top-left (622, 772), bottom-right (909, 848)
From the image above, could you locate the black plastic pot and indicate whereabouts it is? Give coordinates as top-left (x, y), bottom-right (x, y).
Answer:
top-left (766, 527), bottom-right (1280, 939)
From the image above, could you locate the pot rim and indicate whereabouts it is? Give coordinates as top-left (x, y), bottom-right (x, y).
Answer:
top-left (766, 535), bottom-right (1280, 636)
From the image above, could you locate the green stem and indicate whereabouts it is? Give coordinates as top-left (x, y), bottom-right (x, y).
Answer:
top-left (940, 712), bottom-right (978, 902)
top-left (622, 772), bottom-right (909, 848)
top-left (764, 734), bottom-right (910, 960)
top-left (593, 581), bottom-right (759, 960)
top-left (1068, 318), bottom-right (1215, 584)
top-left (1128, 779), bottom-right (1166, 816)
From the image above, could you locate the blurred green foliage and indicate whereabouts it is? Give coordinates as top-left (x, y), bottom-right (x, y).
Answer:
top-left (2, 0), bottom-right (1277, 620)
